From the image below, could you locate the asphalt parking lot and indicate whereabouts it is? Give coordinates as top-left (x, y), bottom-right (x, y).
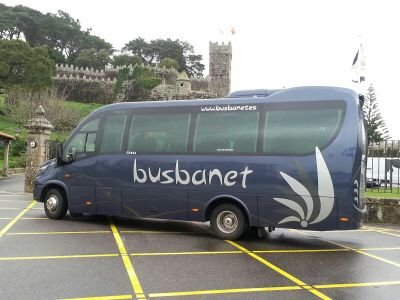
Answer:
top-left (1, 175), bottom-right (400, 300)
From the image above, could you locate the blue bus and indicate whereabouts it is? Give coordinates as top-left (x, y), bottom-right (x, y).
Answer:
top-left (33, 86), bottom-right (366, 239)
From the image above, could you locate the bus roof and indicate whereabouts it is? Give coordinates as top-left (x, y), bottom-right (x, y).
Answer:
top-left (91, 86), bottom-right (359, 116)
top-left (227, 89), bottom-right (282, 98)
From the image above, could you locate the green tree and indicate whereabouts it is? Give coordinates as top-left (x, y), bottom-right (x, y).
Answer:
top-left (159, 58), bottom-right (180, 70)
top-left (0, 4), bottom-right (113, 64)
top-left (112, 54), bottom-right (142, 67)
top-left (0, 40), bottom-right (54, 91)
top-left (124, 38), bottom-right (204, 77)
top-left (363, 84), bottom-right (391, 143)
top-left (74, 48), bottom-right (112, 69)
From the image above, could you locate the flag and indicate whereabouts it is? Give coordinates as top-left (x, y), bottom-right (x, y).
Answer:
top-left (351, 43), bottom-right (366, 83)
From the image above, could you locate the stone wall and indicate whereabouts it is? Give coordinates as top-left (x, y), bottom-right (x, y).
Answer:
top-left (191, 78), bottom-right (210, 91)
top-left (364, 198), bottom-right (400, 224)
top-left (149, 84), bottom-right (216, 101)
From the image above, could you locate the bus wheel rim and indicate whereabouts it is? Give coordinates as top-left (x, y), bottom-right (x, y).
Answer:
top-left (217, 210), bottom-right (238, 234)
top-left (46, 195), bottom-right (58, 213)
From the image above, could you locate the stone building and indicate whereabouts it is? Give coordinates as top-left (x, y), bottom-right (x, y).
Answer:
top-left (54, 41), bottom-right (233, 102)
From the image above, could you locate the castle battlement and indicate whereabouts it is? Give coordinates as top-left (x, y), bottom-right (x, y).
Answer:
top-left (209, 41), bottom-right (232, 54)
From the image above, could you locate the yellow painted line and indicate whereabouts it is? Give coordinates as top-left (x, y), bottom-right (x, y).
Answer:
top-left (7, 230), bottom-right (111, 235)
top-left (149, 285), bottom-right (302, 298)
top-left (314, 280), bottom-right (400, 289)
top-left (21, 217), bottom-right (49, 220)
top-left (60, 294), bottom-right (132, 300)
top-left (326, 240), bottom-right (400, 268)
top-left (0, 253), bottom-right (118, 261)
top-left (120, 230), bottom-right (208, 234)
top-left (226, 240), bottom-right (331, 300)
top-left (132, 250), bottom-right (242, 256)
top-left (0, 207), bottom-right (27, 210)
top-left (110, 219), bottom-right (146, 300)
top-left (0, 199), bottom-right (33, 202)
top-left (360, 247), bottom-right (400, 251)
top-left (365, 228), bottom-right (400, 238)
top-left (253, 249), bottom-right (349, 253)
top-left (0, 201), bottom-right (36, 238)
top-left (364, 226), bottom-right (400, 233)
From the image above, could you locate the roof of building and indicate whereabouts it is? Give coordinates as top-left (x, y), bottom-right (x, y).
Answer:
top-left (0, 132), bottom-right (16, 141)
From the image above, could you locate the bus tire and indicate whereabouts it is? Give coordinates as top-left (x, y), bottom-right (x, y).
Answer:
top-left (44, 188), bottom-right (67, 219)
top-left (210, 204), bottom-right (246, 240)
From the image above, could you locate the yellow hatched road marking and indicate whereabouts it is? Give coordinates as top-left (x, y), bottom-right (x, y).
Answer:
top-left (7, 230), bottom-right (111, 235)
top-left (21, 217), bottom-right (48, 220)
top-left (0, 217), bottom-right (13, 220)
top-left (60, 295), bottom-right (132, 300)
top-left (0, 253), bottom-right (118, 261)
top-left (253, 249), bottom-right (349, 253)
top-left (314, 280), bottom-right (400, 289)
top-left (131, 246), bottom-right (400, 256)
top-left (0, 201), bottom-right (36, 238)
top-left (366, 226), bottom-right (400, 233)
top-left (226, 240), bottom-right (331, 300)
top-left (110, 219), bottom-right (146, 300)
top-left (149, 285), bottom-right (302, 298)
top-left (120, 230), bottom-right (208, 234)
top-left (359, 247), bottom-right (400, 251)
top-left (0, 207), bottom-right (28, 210)
top-left (131, 250), bottom-right (242, 256)
top-left (364, 227), bottom-right (400, 238)
top-left (0, 199), bottom-right (33, 202)
top-left (149, 280), bottom-right (400, 298)
top-left (326, 240), bottom-right (400, 268)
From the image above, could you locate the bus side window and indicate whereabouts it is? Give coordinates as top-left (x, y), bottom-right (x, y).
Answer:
top-left (193, 111), bottom-right (259, 153)
top-left (263, 107), bottom-right (344, 154)
top-left (128, 113), bottom-right (190, 153)
top-left (100, 114), bottom-right (127, 153)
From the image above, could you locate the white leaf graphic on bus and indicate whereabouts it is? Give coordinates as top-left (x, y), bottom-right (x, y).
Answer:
top-left (274, 147), bottom-right (334, 227)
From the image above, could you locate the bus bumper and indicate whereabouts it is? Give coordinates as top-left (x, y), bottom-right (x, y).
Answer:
top-left (33, 183), bottom-right (44, 202)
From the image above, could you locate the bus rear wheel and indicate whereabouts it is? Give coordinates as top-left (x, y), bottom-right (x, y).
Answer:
top-left (44, 188), bottom-right (67, 219)
top-left (210, 204), bottom-right (246, 240)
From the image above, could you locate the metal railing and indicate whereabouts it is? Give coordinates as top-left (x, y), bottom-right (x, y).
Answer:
top-left (367, 140), bottom-right (400, 193)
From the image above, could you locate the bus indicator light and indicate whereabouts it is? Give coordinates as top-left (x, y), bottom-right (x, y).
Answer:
top-left (339, 217), bottom-right (349, 222)
top-left (192, 208), bottom-right (199, 212)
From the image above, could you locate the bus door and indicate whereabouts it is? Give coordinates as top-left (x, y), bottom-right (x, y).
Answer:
top-left (64, 118), bottom-right (99, 214)
top-left (121, 111), bottom-right (191, 220)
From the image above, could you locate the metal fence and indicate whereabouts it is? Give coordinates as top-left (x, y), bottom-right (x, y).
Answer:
top-left (367, 140), bottom-right (400, 193)
top-left (45, 140), bottom-right (58, 160)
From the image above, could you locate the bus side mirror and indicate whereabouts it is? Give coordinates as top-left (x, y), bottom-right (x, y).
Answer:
top-left (67, 146), bottom-right (77, 162)
top-left (56, 143), bottom-right (64, 166)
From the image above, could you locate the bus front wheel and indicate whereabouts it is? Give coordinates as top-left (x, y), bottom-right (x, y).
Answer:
top-left (44, 188), bottom-right (68, 219)
top-left (210, 204), bottom-right (246, 240)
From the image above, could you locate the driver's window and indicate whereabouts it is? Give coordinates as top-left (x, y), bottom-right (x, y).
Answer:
top-left (65, 118), bottom-right (99, 160)
top-left (68, 133), bottom-right (85, 153)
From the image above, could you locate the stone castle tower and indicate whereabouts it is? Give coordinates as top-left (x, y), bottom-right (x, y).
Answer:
top-left (209, 41), bottom-right (232, 97)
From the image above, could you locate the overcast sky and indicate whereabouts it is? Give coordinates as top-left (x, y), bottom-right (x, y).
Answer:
top-left (3, 0), bottom-right (400, 139)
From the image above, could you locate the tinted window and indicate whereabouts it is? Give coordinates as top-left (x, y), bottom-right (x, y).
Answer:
top-left (128, 113), bottom-right (190, 152)
top-left (194, 111), bottom-right (259, 153)
top-left (100, 114), bottom-right (127, 153)
top-left (263, 107), bottom-right (344, 154)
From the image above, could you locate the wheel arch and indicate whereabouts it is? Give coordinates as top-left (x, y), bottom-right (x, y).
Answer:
top-left (204, 195), bottom-right (251, 226)
top-left (40, 181), bottom-right (68, 207)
